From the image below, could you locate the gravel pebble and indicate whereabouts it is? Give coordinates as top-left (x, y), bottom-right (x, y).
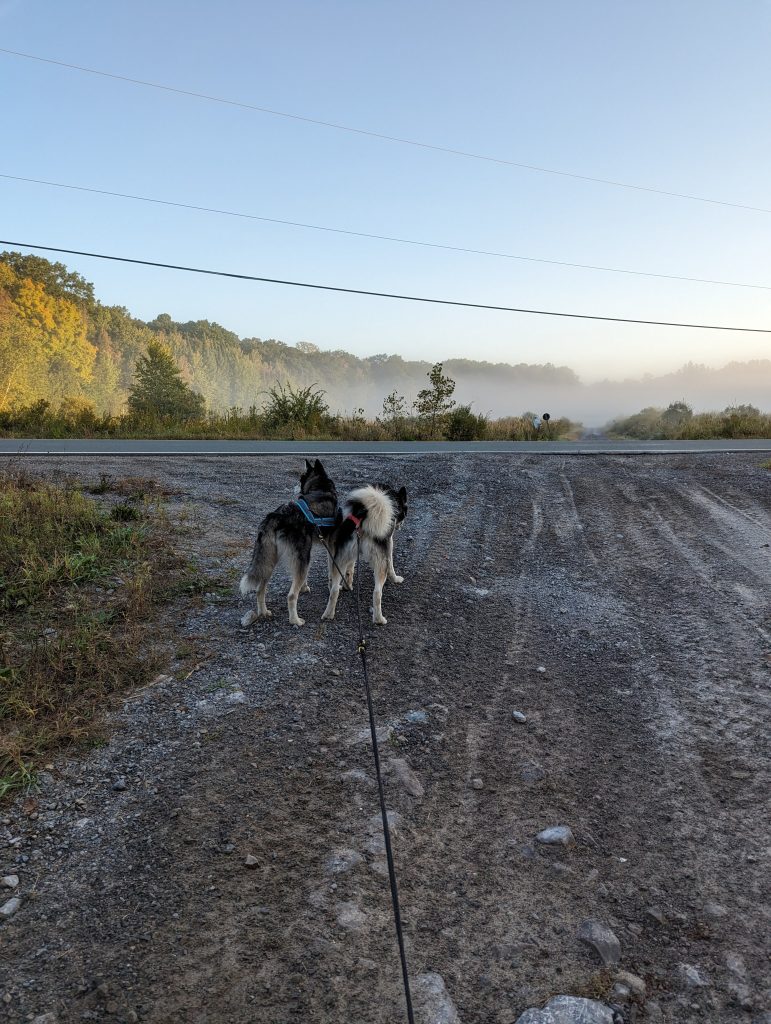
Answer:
top-left (536, 825), bottom-right (574, 846)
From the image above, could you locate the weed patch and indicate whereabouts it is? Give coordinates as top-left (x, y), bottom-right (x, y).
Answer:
top-left (0, 470), bottom-right (195, 797)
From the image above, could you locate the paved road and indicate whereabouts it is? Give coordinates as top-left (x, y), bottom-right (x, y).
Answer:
top-left (2, 438), bottom-right (771, 455)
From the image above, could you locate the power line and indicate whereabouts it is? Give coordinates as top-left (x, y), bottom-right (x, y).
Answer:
top-left (2, 240), bottom-right (769, 333)
top-left (2, 46), bottom-right (769, 217)
top-left (3, 172), bottom-right (769, 293)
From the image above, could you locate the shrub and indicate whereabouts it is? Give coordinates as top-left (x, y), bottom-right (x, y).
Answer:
top-left (445, 405), bottom-right (488, 440)
top-left (261, 382), bottom-right (330, 435)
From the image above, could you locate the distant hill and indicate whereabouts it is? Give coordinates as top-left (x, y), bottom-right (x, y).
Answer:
top-left (1, 250), bottom-right (768, 425)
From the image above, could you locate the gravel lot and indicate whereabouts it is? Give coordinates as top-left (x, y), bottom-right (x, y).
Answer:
top-left (1, 453), bottom-right (769, 1024)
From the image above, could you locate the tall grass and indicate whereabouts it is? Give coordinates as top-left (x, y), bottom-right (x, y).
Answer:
top-left (607, 403), bottom-right (771, 440)
top-left (0, 397), bottom-right (581, 441)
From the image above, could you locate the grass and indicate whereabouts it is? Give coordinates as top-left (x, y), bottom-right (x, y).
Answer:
top-left (0, 468), bottom-right (196, 799)
top-left (606, 403), bottom-right (771, 440)
top-left (0, 398), bottom-right (580, 441)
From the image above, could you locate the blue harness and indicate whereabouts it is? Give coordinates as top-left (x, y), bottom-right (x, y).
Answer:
top-left (294, 497), bottom-right (337, 530)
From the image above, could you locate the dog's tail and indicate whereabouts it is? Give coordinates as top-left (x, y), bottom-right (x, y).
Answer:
top-left (239, 571), bottom-right (258, 595)
top-left (347, 485), bottom-right (396, 541)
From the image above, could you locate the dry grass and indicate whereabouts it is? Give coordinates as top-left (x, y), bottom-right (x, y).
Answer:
top-left (0, 468), bottom-right (197, 798)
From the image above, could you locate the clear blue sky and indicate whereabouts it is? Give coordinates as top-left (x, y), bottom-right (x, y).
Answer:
top-left (2, 0), bottom-right (770, 380)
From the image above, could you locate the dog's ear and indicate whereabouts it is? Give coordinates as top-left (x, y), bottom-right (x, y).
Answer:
top-left (305, 459), bottom-right (314, 472)
top-left (314, 458), bottom-right (325, 473)
top-left (398, 486), bottom-right (407, 502)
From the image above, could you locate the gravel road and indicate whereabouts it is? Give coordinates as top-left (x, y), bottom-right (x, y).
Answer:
top-left (1, 453), bottom-right (769, 1024)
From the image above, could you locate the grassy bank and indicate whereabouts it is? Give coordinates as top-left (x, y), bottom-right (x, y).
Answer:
top-left (606, 404), bottom-right (771, 440)
top-left (0, 469), bottom-right (194, 798)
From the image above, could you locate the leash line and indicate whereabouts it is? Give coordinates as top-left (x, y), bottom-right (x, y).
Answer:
top-left (354, 537), bottom-right (415, 1024)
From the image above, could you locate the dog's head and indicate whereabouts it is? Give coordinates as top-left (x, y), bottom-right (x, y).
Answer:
top-left (299, 458), bottom-right (336, 498)
top-left (378, 483), bottom-right (408, 529)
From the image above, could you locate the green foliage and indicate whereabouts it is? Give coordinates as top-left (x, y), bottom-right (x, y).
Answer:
top-left (261, 381), bottom-right (330, 435)
top-left (127, 341), bottom-right (206, 421)
top-left (381, 390), bottom-right (407, 421)
top-left (607, 404), bottom-right (771, 439)
top-left (444, 404), bottom-right (488, 440)
top-left (413, 362), bottom-right (456, 438)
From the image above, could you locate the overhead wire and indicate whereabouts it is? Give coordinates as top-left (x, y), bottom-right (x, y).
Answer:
top-left (2, 240), bottom-right (769, 333)
top-left (2, 47), bottom-right (769, 216)
top-left (2, 173), bottom-right (769, 292)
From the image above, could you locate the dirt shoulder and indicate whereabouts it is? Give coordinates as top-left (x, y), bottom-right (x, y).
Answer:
top-left (1, 453), bottom-right (769, 1024)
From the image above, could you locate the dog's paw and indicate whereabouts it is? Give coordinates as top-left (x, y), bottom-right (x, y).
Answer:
top-left (389, 574), bottom-right (404, 584)
top-left (373, 614), bottom-right (388, 625)
top-left (290, 616), bottom-right (306, 627)
top-left (259, 609), bottom-right (273, 619)
top-left (321, 609), bottom-right (335, 621)
top-left (301, 584), bottom-right (311, 594)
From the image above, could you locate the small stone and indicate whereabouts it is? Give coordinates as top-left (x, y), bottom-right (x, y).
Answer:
top-left (536, 825), bottom-right (574, 846)
top-left (31, 1015), bottom-right (58, 1024)
top-left (645, 906), bottom-right (666, 925)
top-left (0, 875), bottom-right (19, 889)
top-left (224, 690), bottom-right (246, 704)
top-left (515, 995), bottom-right (614, 1024)
top-left (112, 778), bottom-right (127, 792)
top-left (330, 668), bottom-right (342, 677)
top-left (335, 901), bottom-right (366, 930)
top-left (678, 964), bottom-right (709, 989)
top-left (240, 610), bottom-right (258, 627)
top-left (386, 758), bottom-right (425, 798)
top-left (521, 764), bottom-right (546, 783)
top-left (512, 711), bottom-right (528, 723)
top-left (340, 768), bottom-right (375, 788)
top-left (244, 854), bottom-right (259, 868)
top-left (413, 972), bottom-right (460, 1023)
top-left (405, 709), bottom-right (428, 724)
top-left (615, 971), bottom-right (646, 999)
top-left (324, 848), bottom-right (363, 875)
top-left (0, 896), bottom-right (21, 919)
top-left (577, 919), bottom-right (621, 966)
top-left (610, 984), bottom-right (630, 1003)
top-left (536, 666), bottom-right (547, 674)
top-left (703, 902), bottom-right (728, 920)
top-left (471, 777), bottom-right (484, 790)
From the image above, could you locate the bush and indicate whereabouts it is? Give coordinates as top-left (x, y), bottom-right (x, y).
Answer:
top-left (261, 382), bottom-right (330, 435)
top-left (444, 405), bottom-right (488, 440)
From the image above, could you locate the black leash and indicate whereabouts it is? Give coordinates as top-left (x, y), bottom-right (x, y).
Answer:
top-left (353, 536), bottom-right (415, 1024)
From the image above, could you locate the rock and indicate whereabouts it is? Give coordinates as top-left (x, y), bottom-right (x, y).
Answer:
top-left (0, 896), bottom-right (21, 919)
top-left (1, 875), bottom-right (19, 889)
top-left (386, 758), bottom-right (425, 798)
top-left (678, 964), bottom-right (709, 989)
top-left (536, 826), bottom-right (574, 846)
top-left (515, 995), bottom-right (614, 1024)
top-left (471, 778), bottom-right (484, 790)
top-left (340, 768), bottom-right (375, 788)
top-left (112, 778), bottom-right (127, 791)
top-left (609, 984), bottom-right (630, 1003)
top-left (413, 971), bottom-right (460, 1023)
top-left (405, 709), bottom-right (428, 724)
top-left (349, 724), bottom-right (393, 746)
top-left (324, 848), bottom-right (363, 875)
top-left (240, 610), bottom-right (258, 627)
top-left (244, 854), bottom-right (259, 868)
top-left (512, 711), bottom-right (528, 723)
top-left (335, 901), bottom-right (366, 930)
top-left (645, 906), bottom-right (666, 925)
top-left (521, 765), bottom-right (546, 783)
top-left (725, 952), bottom-right (746, 979)
top-left (703, 901), bottom-right (728, 920)
top-left (577, 919), bottom-right (621, 966)
top-left (32, 1015), bottom-right (59, 1024)
top-left (614, 971), bottom-right (646, 999)
top-left (536, 666), bottom-right (547, 674)
top-left (224, 690), bottom-right (246, 705)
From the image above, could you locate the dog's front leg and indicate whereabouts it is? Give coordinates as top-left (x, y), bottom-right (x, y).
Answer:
top-left (321, 574), bottom-right (343, 621)
top-left (287, 564), bottom-right (309, 626)
top-left (387, 535), bottom-right (404, 584)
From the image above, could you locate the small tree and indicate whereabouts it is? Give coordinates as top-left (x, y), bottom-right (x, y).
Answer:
top-left (381, 390), bottom-right (407, 421)
top-left (127, 341), bottom-right (205, 420)
top-left (413, 363), bottom-right (456, 438)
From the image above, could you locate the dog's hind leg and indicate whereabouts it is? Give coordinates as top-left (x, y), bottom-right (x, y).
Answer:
top-left (387, 534), bottom-right (404, 584)
top-left (286, 542), bottom-right (312, 626)
top-left (372, 551), bottom-right (389, 625)
top-left (240, 533), bottom-right (278, 618)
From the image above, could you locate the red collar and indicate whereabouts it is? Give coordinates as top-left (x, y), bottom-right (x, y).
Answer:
top-left (347, 512), bottom-right (363, 529)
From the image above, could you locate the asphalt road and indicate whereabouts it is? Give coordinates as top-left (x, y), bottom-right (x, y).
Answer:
top-left (2, 438), bottom-right (771, 455)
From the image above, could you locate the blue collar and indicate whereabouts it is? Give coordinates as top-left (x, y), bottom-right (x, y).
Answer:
top-left (294, 497), bottom-right (337, 529)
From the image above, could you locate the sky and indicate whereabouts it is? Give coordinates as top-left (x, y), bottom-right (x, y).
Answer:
top-left (2, 0), bottom-right (770, 381)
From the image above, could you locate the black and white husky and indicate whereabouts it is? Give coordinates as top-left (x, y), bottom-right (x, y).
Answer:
top-left (240, 459), bottom-right (337, 627)
top-left (322, 483), bottom-right (408, 625)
